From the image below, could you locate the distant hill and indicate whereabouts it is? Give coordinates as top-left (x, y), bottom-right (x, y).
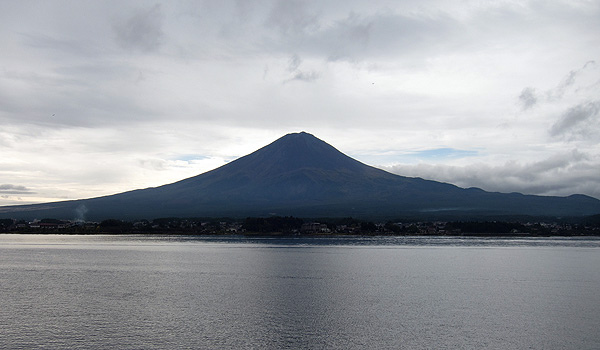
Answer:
top-left (1, 132), bottom-right (599, 221)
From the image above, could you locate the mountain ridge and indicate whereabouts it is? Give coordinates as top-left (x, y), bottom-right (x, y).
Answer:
top-left (1, 132), bottom-right (599, 221)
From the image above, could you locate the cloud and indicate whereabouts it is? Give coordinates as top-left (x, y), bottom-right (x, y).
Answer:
top-left (518, 87), bottom-right (538, 110)
top-left (19, 32), bottom-right (98, 57)
top-left (113, 4), bottom-right (164, 52)
top-left (383, 149), bottom-right (600, 199)
top-left (283, 53), bottom-right (320, 83)
top-left (550, 101), bottom-right (600, 137)
top-left (412, 148), bottom-right (478, 160)
top-left (548, 61), bottom-right (596, 101)
top-left (517, 62), bottom-right (600, 141)
top-left (302, 11), bottom-right (461, 63)
top-left (265, 0), bottom-right (320, 37)
top-left (287, 54), bottom-right (302, 72)
top-left (0, 184), bottom-right (34, 194)
top-left (323, 12), bottom-right (373, 62)
top-left (288, 71), bottom-right (320, 82)
top-left (521, 61), bottom-right (598, 108)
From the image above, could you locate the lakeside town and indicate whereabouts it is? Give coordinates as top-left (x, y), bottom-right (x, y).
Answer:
top-left (1, 216), bottom-right (599, 236)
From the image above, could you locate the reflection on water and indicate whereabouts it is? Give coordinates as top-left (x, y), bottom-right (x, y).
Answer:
top-left (1, 235), bottom-right (599, 349)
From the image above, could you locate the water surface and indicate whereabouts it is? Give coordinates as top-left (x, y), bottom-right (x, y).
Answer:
top-left (1, 234), bottom-right (599, 349)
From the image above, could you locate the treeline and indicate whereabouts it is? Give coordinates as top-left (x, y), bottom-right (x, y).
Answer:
top-left (242, 216), bottom-right (304, 233)
top-left (445, 221), bottom-right (528, 234)
top-left (1, 216), bottom-right (600, 236)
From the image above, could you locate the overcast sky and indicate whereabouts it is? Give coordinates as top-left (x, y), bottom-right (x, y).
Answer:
top-left (1, 0), bottom-right (599, 206)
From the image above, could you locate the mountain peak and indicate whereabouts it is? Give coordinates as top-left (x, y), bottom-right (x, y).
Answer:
top-left (240, 131), bottom-right (363, 173)
top-left (275, 131), bottom-right (321, 144)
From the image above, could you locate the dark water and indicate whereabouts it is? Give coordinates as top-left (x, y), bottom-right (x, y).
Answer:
top-left (1, 235), bottom-right (599, 349)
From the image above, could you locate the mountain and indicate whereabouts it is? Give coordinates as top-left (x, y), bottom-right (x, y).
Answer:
top-left (1, 131), bottom-right (600, 221)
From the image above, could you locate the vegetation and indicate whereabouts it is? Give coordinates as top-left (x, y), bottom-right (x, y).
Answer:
top-left (242, 216), bottom-right (303, 233)
top-left (1, 216), bottom-right (599, 236)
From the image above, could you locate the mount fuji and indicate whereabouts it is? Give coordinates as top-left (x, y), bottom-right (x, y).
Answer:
top-left (1, 132), bottom-right (599, 221)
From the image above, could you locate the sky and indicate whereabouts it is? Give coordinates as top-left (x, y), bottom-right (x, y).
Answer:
top-left (1, 0), bottom-right (599, 206)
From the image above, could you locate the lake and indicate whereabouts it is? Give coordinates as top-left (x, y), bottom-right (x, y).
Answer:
top-left (1, 234), bottom-right (599, 349)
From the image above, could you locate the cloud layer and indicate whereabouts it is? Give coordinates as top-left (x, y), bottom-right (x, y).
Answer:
top-left (1, 0), bottom-right (599, 206)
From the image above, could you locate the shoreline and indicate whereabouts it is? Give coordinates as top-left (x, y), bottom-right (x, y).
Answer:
top-left (2, 232), bottom-right (599, 238)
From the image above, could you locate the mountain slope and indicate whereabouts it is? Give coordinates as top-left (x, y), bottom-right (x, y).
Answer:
top-left (1, 132), bottom-right (599, 220)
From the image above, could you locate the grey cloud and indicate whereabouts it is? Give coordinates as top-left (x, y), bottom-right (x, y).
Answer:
top-left (548, 71), bottom-right (576, 101)
top-left (0, 63), bottom-right (158, 128)
top-left (288, 54), bottom-right (302, 72)
top-left (547, 61), bottom-right (596, 101)
top-left (287, 71), bottom-right (320, 83)
top-left (19, 32), bottom-right (98, 57)
top-left (257, 4), bottom-right (462, 63)
top-left (314, 12), bottom-right (459, 62)
top-left (382, 149), bottom-right (600, 199)
top-left (208, 2), bottom-right (599, 67)
top-left (518, 87), bottom-right (538, 110)
top-left (550, 101), bottom-right (600, 137)
top-left (519, 61), bottom-right (598, 116)
top-left (284, 53), bottom-right (320, 83)
top-left (0, 184), bottom-right (34, 194)
top-left (583, 60), bottom-right (596, 70)
top-left (265, 0), bottom-right (320, 37)
top-left (54, 63), bottom-right (138, 82)
top-left (324, 12), bottom-right (373, 61)
top-left (0, 195), bottom-right (24, 203)
top-left (114, 4), bottom-right (164, 52)
top-left (528, 149), bottom-right (586, 174)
